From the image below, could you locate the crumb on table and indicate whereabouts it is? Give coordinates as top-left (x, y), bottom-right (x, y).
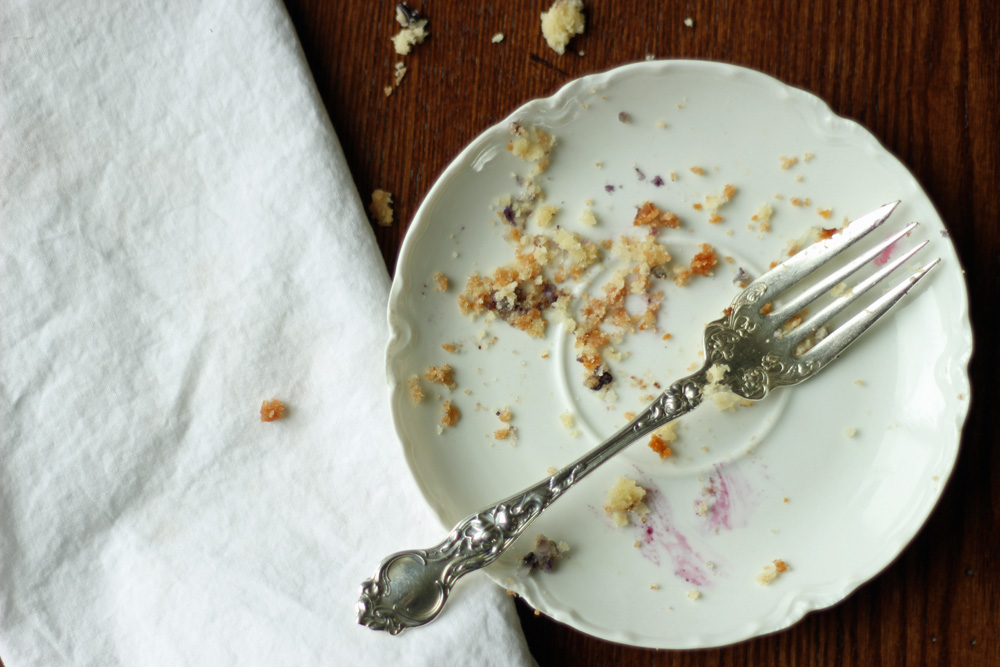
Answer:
top-left (369, 189), bottom-right (394, 226)
top-left (260, 399), bottom-right (285, 422)
top-left (391, 3), bottom-right (429, 55)
top-left (540, 0), bottom-right (586, 55)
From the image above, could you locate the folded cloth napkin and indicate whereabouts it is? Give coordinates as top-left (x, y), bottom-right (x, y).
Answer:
top-left (0, 1), bottom-right (534, 664)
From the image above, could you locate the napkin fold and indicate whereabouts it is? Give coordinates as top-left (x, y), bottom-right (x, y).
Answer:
top-left (0, 1), bottom-right (533, 664)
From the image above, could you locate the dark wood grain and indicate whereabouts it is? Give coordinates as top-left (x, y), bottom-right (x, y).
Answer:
top-left (282, 1), bottom-right (999, 664)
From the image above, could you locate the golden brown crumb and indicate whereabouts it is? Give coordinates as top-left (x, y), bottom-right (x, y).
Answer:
top-left (407, 376), bottom-right (425, 403)
top-left (498, 406), bottom-right (513, 423)
top-left (633, 201), bottom-right (680, 231)
top-left (817, 208), bottom-right (832, 219)
top-left (260, 399), bottom-right (285, 422)
top-left (818, 227), bottom-right (838, 240)
top-left (369, 189), bottom-right (394, 226)
top-left (440, 400), bottom-right (460, 427)
top-left (689, 166), bottom-right (705, 175)
top-left (441, 343), bottom-right (458, 353)
top-left (789, 197), bottom-right (803, 207)
top-left (708, 213), bottom-right (723, 224)
top-left (424, 364), bottom-right (456, 389)
top-left (774, 559), bottom-right (789, 572)
top-left (648, 434), bottom-right (673, 459)
top-left (674, 243), bottom-right (718, 286)
top-left (433, 272), bottom-right (449, 291)
top-left (780, 156), bottom-right (799, 169)
top-left (494, 426), bottom-right (512, 440)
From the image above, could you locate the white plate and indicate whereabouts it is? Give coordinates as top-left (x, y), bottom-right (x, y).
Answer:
top-left (385, 61), bottom-right (972, 648)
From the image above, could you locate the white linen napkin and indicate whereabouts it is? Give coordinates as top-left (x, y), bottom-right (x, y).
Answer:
top-left (0, 0), bottom-right (534, 664)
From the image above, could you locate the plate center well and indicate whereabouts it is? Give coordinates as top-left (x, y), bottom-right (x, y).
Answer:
top-left (553, 238), bottom-right (790, 475)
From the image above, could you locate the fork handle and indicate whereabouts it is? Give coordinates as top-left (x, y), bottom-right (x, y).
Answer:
top-left (357, 365), bottom-right (710, 634)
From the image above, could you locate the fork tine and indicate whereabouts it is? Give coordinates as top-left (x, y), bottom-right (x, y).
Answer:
top-left (798, 258), bottom-right (940, 364)
top-left (784, 238), bottom-right (930, 346)
top-left (755, 201), bottom-right (900, 296)
top-left (770, 221), bottom-right (920, 325)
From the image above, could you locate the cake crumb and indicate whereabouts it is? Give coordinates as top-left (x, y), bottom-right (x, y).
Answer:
top-left (369, 189), bottom-right (394, 226)
top-left (433, 272), bottom-right (449, 291)
top-left (424, 364), bottom-right (456, 389)
top-left (507, 122), bottom-right (556, 174)
top-left (844, 427), bottom-right (858, 438)
top-left (407, 376), bottom-right (425, 403)
top-left (689, 166), bottom-right (705, 175)
top-left (755, 559), bottom-right (790, 585)
top-left (650, 584), bottom-right (660, 590)
top-left (519, 534), bottom-right (568, 575)
top-left (580, 207), bottom-right (598, 226)
top-left (632, 201), bottom-right (680, 231)
top-left (391, 3), bottom-right (429, 56)
top-left (780, 156), bottom-right (799, 170)
top-left (648, 421), bottom-right (678, 459)
top-left (536, 204), bottom-right (559, 228)
top-left (260, 399), bottom-right (285, 422)
top-left (684, 17), bottom-right (694, 27)
top-left (491, 32), bottom-right (505, 43)
top-left (687, 590), bottom-right (701, 601)
top-left (604, 476), bottom-right (649, 526)
top-left (440, 400), bottom-right (460, 428)
top-left (540, 0), bottom-right (586, 55)
top-left (752, 202), bottom-right (774, 232)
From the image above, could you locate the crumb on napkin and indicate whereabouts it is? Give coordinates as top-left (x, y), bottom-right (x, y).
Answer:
top-left (260, 399), bottom-right (286, 422)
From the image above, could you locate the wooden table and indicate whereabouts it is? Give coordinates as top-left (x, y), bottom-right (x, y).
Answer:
top-left (283, 1), bottom-right (998, 664)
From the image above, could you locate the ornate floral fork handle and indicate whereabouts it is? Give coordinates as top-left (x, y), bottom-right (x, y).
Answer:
top-left (357, 366), bottom-right (709, 634)
top-left (358, 201), bottom-right (938, 634)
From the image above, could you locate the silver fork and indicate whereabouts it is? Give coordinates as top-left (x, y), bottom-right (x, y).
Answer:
top-left (357, 200), bottom-right (938, 634)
